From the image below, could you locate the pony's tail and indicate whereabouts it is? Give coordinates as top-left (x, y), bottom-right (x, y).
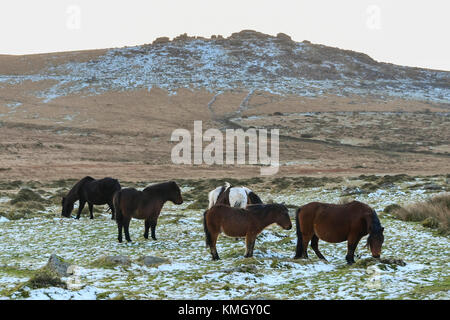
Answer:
top-left (295, 207), bottom-right (303, 258)
top-left (203, 210), bottom-right (212, 247)
top-left (113, 190), bottom-right (122, 224)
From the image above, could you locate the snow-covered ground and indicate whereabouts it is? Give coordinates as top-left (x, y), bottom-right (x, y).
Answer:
top-left (0, 180), bottom-right (448, 300)
top-left (0, 35), bottom-right (448, 104)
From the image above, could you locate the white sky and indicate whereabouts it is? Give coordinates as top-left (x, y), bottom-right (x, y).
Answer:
top-left (0, 0), bottom-right (449, 71)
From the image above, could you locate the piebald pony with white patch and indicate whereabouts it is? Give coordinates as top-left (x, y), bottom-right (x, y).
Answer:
top-left (208, 182), bottom-right (262, 209)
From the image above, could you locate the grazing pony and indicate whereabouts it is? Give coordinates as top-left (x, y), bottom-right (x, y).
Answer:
top-left (208, 182), bottom-right (263, 209)
top-left (113, 181), bottom-right (183, 243)
top-left (203, 203), bottom-right (292, 260)
top-left (61, 176), bottom-right (121, 219)
top-left (294, 201), bottom-right (384, 264)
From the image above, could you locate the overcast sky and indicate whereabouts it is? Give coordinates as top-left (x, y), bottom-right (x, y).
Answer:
top-left (0, 0), bottom-right (449, 70)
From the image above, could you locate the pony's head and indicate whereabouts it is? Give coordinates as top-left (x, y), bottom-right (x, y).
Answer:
top-left (169, 181), bottom-right (183, 205)
top-left (367, 226), bottom-right (384, 258)
top-left (275, 203), bottom-right (292, 230)
top-left (61, 197), bottom-right (74, 218)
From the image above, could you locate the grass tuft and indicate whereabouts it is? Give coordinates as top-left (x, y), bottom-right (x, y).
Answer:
top-left (393, 193), bottom-right (450, 235)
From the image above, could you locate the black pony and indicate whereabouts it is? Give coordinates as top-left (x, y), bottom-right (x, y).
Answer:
top-left (61, 176), bottom-right (121, 219)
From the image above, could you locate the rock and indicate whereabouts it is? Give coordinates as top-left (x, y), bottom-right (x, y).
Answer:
top-left (173, 33), bottom-right (193, 42)
top-left (45, 254), bottom-right (70, 277)
top-left (276, 33), bottom-right (292, 42)
top-left (102, 255), bottom-right (131, 266)
top-left (138, 256), bottom-right (170, 267)
top-left (152, 37), bottom-right (170, 45)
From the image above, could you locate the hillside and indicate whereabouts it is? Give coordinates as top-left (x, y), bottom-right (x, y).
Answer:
top-left (0, 30), bottom-right (449, 181)
top-left (1, 30), bottom-right (449, 103)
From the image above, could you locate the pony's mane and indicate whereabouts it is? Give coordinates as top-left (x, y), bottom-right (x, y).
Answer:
top-left (246, 203), bottom-right (287, 215)
top-left (144, 181), bottom-right (178, 193)
top-left (370, 210), bottom-right (383, 234)
top-left (367, 209), bottom-right (383, 250)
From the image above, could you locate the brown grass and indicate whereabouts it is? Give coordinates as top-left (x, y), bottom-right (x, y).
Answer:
top-left (394, 193), bottom-right (450, 235)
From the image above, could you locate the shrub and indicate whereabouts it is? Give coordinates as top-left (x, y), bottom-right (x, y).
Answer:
top-left (394, 193), bottom-right (450, 235)
top-left (9, 188), bottom-right (46, 205)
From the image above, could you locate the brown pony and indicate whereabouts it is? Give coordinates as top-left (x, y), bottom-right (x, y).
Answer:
top-left (294, 200), bottom-right (384, 264)
top-left (203, 203), bottom-right (292, 260)
top-left (113, 181), bottom-right (183, 243)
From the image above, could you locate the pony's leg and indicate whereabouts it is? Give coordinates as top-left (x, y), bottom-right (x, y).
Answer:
top-left (117, 223), bottom-right (123, 243)
top-left (345, 235), bottom-right (362, 264)
top-left (210, 233), bottom-right (220, 260)
top-left (76, 200), bottom-right (86, 219)
top-left (294, 231), bottom-right (303, 259)
top-left (311, 235), bottom-right (327, 261)
top-left (300, 233), bottom-right (313, 259)
top-left (123, 218), bottom-right (132, 242)
top-left (116, 210), bottom-right (123, 243)
top-left (88, 203), bottom-right (94, 219)
top-left (144, 219), bottom-right (150, 239)
top-left (150, 220), bottom-right (158, 240)
top-left (244, 234), bottom-right (256, 258)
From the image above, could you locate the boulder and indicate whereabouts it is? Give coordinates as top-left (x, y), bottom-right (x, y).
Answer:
top-left (97, 255), bottom-right (131, 267)
top-left (138, 256), bottom-right (170, 267)
top-left (45, 254), bottom-right (71, 277)
top-left (276, 33), bottom-right (292, 42)
top-left (152, 37), bottom-right (170, 45)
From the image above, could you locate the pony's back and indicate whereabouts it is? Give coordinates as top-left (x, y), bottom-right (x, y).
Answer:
top-left (67, 176), bottom-right (95, 197)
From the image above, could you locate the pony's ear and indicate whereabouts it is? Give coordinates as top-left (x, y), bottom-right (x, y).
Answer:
top-left (381, 227), bottom-right (384, 232)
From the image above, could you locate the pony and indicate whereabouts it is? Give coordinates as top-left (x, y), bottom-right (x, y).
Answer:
top-left (61, 176), bottom-right (121, 219)
top-left (208, 182), bottom-right (263, 209)
top-left (203, 203), bottom-right (292, 260)
top-left (294, 200), bottom-right (385, 264)
top-left (113, 181), bottom-right (183, 242)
